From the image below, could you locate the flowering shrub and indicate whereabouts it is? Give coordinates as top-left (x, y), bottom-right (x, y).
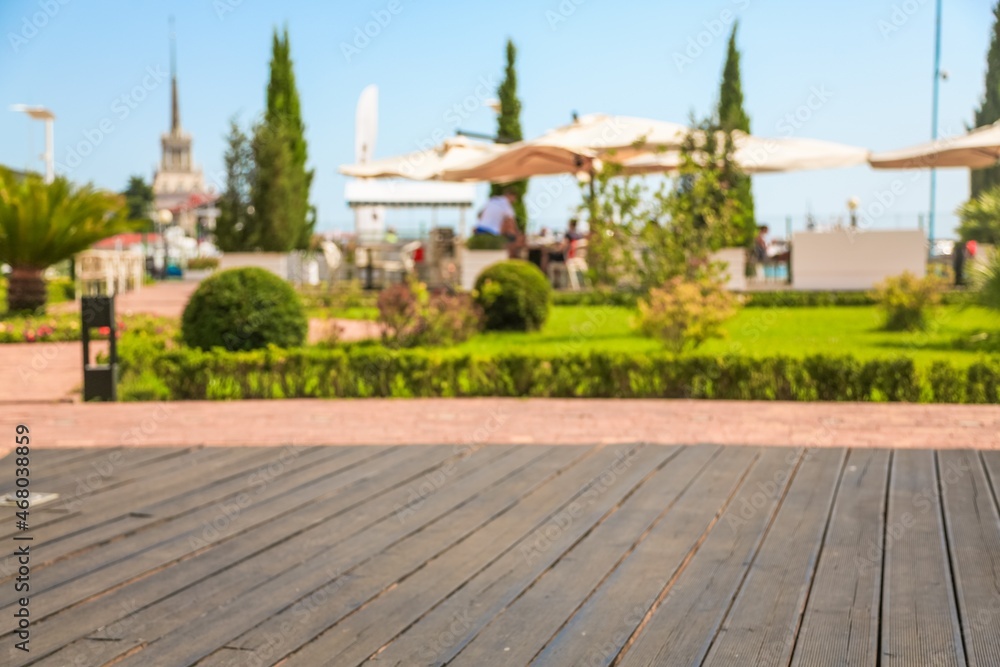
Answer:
top-left (377, 280), bottom-right (481, 348)
top-left (638, 273), bottom-right (740, 354)
top-left (0, 313), bottom-right (80, 343)
top-left (0, 312), bottom-right (174, 343)
top-left (871, 271), bottom-right (947, 332)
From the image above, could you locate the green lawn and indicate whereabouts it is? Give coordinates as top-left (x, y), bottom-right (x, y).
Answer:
top-left (447, 305), bottom-right (1000, 367)
top-left (306, 305), bottom-right (379, 321)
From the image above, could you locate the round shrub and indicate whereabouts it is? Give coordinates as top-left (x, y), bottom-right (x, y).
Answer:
top-left (473, 260), bottom-right (551, 331)
top-left (181, 267), bottom-right (307, 351)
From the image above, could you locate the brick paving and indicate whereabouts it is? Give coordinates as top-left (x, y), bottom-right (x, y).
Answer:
top-left (1, 399), bottom-right (996, 458)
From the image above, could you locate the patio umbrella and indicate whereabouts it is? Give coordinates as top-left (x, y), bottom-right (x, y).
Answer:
top-left (440, 114), bottom-right (690, 182)
top-left (339, 136), bottom-right (507, 181)
top-left (869, 122), bottom-right (1000, 169)
top-left (618, 132), bottom-right (870, 175)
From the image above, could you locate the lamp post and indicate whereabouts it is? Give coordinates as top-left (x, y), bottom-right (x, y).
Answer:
top-left (10, 104), bottom-right (55, 183)
top-left (847, 196), bottom-right (860, 228)
top-left (928, 0), bottom-right (943, 257)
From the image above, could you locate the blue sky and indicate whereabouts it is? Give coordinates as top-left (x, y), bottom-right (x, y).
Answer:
top-left (0, 0), bottom-right (995, 239)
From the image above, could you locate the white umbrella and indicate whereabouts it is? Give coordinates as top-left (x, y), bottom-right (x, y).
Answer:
top-left (339, 135), bottom-right (506, 181)
top-left (532, 113), bottom-right (690, 157)
top-left (441, 114), bottom-right (689, 182)
top-left (619, 132), bottom-right (869, 175)
top-left (869, 122), bottom-right (1000, 169)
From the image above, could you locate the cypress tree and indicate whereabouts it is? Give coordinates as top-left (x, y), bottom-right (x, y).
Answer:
top-left (490, 39), bottom-right (528, 230)
top-left (253, 27), bottom-right (315, 251)
top-left (972, 2), bottom-right (1000, 197)
top-left (716, 22), bottom-right (756, 245)
top-left (216, 119), bottom-right (256, 251)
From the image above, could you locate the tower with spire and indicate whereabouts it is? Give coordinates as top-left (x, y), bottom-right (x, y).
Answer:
top-left (153, 16), bottom-right (209, 234)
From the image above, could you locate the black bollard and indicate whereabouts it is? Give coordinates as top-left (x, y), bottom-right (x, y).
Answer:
top-left (81, 295), bottom-right (117, 401)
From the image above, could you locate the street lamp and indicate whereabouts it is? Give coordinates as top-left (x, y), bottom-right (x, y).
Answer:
top-left (847, 197), bottom-right (860, 228)
top-left (10, 104), bottom-right (55, 183)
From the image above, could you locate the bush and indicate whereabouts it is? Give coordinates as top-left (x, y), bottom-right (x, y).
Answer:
top-left (186, 257), bottom-right (219, 271)
top-left (465, 234), bottom-right (509, 250)
top-left (377, 280), bottom-right (480, 348)
top-left (971, 247), bottom-right (1000, 312)
top-left (47, 277), bottom-right (75, 303)
top-left (638, 274), bottom-right (740, 354)
top-left (474, 260), bottom-right (551, 331)
top-left (119, 369), bottom-right (171, 401)
top-left (181, 267), bottom-right (307, 351)
top-left (126, 344), bottom-right (1000, 403)
top-left (872, 272), bottom-right (947, 332)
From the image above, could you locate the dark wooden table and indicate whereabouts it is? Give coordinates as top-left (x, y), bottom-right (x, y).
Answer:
top-left (3, 443), bottom-right (998, 666)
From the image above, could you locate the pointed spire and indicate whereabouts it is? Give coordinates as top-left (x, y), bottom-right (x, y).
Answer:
top-left (169, 16), bottom-right (180, 132)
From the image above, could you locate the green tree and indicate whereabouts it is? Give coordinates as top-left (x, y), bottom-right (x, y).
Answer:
top-left (252, 26), bottom-right (315, 251)
top-left (973, 2), bottom-right (1000, 197)
top-left (252, 121), bottom-right (296, 252)
top-left (958, 184), bottom-right (1000, 244)
top-left (586, 119), bottom-right (748, 291)
top-left (122, 175), bottom-right (153, 231)
top-left (716, 22), bottom-right (755, 245)
top-left (0, 174), bottom-right (132, 312)
top-left (215, 119), bottom-right (257, 251)
top-left (490, 39), bottom-right (528, 230)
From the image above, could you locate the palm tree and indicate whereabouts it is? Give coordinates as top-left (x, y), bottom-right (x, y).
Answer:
top-left (0, 171), bottom-right (133, 312)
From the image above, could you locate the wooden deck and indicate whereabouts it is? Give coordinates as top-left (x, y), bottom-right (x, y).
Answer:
top-left (2, 443), bottom-right (999, 666)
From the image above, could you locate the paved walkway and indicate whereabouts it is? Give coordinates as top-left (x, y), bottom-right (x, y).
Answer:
top-left (1, 399), bottom-right (997, 457)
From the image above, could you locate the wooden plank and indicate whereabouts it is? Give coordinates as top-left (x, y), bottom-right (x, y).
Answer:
top-left (880, 449), bottom-right (965, 667)
top-left (277, 445), bottom-right (672, 667)
top-left (447, 445), bottom-right (724, 666)
top-left (31, 445), bottom-right (524, 667)
top-left (0, 445), bottom-right (411, 633)
top-left (616, 447), bottom-right (802, 667)
top-left (702, 448), bottom-right (845, 666)
top-left (189, 447), bottom-right (585, 667)
top-left (18, 445), bottom-right (500, 666)
top-left (790, 448), bottom-right (891, 667)
top-left (0, 445), bottom-right (212, 543)
top-left (81, 445), bottom-right (587, 667)
top-left (0, 446), bottom-right (285, 570)
top-left (529, 446), bottom-right (760, 667)
top-left (940, 450), bottom-right (1000, 667)
top-left (0, 449), bottom-right (356, 595)
top-left (0, 446), bottom-right (185, 497)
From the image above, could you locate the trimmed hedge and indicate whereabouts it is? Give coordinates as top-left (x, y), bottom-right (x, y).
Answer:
top-left (136, 346), bottom-right (1000, 403)
top-left (551, 289), bottom-right (972, 309)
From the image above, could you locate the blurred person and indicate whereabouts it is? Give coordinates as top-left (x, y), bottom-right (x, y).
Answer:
top-left (474, 187), bottom-right (524, 257)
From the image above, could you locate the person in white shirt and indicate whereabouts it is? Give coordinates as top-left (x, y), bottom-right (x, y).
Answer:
top-left (474, 188), bottom-right (524, 257)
